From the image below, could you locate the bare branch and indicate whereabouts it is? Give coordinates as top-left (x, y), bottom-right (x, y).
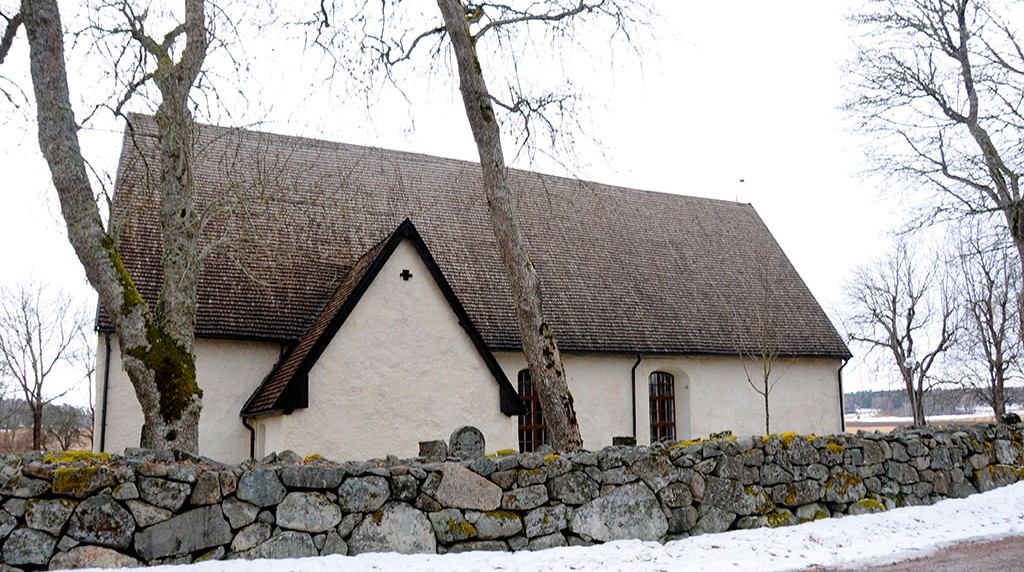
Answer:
top-left (0, 11), bottom-right (22, 65)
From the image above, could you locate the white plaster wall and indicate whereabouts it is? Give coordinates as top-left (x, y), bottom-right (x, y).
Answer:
top-left (254, 415), bottom-right (284, 460)
top-left (93, 335), bottom-right (283, 463)
top-left (494, 352), bottom-right (843, 448)
top-left (271, 239), bottom-right (518, 460)
top-left (493, 353), bottom-right (636, 449)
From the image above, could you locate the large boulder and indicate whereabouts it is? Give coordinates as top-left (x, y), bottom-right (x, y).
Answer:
top-left (570, 482), bottom-right (667, 542)
top-left (277, 492), bottom-right (341, 533)
top-left (3, 528), bottom-right (56, 568)
top-left (337, 476), bottom-right (390, 513)
top-left (250, 531), bottom-right (317, 559)
top-left (3, 528), bottom-right (56, 565)
top-left (221, 497), bottom-right (258, 529)
top-left (428, 508), bottom-right (476, 544)
top-left (547, 471), bottom-right (599, 505)
top-left (138, 477), bottom-right (191, 511)
top-left (49, 546), bottom-right (142, 570)
top-left (67, 496), bottom-right (135, 549)
top-left (236, 468), bottom-right (286, 507)
top-left (348, 502), bottom-right (436, 555)
top-left (824, 471), bottom-right (867, 504)
top-left (231, 522), bottom-right (272, 553)
top-left (434, 463), bottom-right (502, 511)
top-left (501, 484), bottom-right (548, 511)
top-left (476, 510), bottom-right (524, 540)
top-left (630, 454), bottom-right (679, 492)
top-left (523, 505), bottom-right (566, 538)
top-left (25, 498), bottom-right (76, 535)
top-left (134, 505), bottom-right (232, 561)
top-left (703, 477), bottom-right (772, 516)
top-left (281, 465), bottom-right (346, 489)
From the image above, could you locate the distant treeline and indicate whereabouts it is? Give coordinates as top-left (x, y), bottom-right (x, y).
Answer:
top-left (844, 387), bottom-right (1023, 417)
top-left (0, 398), bottom-right (91, 451)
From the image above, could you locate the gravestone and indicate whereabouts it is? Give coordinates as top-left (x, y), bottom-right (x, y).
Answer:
top-left (449, 426), bottom-right (485, 460)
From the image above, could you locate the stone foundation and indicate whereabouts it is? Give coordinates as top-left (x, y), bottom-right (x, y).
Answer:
top-left (1, 423), bottom-right (1022, 569)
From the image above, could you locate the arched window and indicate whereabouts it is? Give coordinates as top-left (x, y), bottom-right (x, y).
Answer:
top-left (649, 371), bottom-right (676, 443)
top-left (518, 369), bottom-right (549, 452)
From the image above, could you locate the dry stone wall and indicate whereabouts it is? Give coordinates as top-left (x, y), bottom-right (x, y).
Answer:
top-left (1, 423), bottom-right (1023, 570)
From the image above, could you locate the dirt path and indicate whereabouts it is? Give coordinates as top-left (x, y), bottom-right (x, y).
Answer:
top-left (815, 535), bottom-right (1024, 571)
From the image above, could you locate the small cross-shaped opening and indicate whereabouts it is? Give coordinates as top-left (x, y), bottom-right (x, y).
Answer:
top-left (400, 269), bottom-right (413, 281)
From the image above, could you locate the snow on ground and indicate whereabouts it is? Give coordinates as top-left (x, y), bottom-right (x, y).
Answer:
top-left (78, 481), bottom-right (1024, 572)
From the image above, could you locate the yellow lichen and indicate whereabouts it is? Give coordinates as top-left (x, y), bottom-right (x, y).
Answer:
top-left (670, 439), bottom-right (705, 449)
top-left (447, 519), bottom-right (477, 537)
top-left (303, 454), bottom-right (323, 462)
top-left (544, 453), bottom-right (561, 463)
top-left (826, 442), bottom-right (846, 454)
top-left (857, 498), bottom-right (886, 512)
top-left (496, 449), bottom-right (517, 457)
top-left (44, 451), bottom-right (110, 465)
top-left (781, 432), bottom-right (799, 446)
top-left (484, 510), bottom-right (519, 521)
top-left (52, 467), bottom-right (104, 497)
top-left (766, 511), bottom-right (792, 528)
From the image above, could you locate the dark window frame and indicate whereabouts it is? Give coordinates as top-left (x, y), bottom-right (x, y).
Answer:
top-left (649, 371), bottom-right (676, 443)
top-left (517, 369), bottom-right (549, 452)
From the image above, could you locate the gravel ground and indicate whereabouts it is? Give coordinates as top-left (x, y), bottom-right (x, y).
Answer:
top-left (816, 535), bottom-right (1024, 571)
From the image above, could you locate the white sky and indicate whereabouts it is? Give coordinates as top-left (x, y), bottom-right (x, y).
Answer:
top-left (0, 1), bottom-right (901, 405)
top-left (75, 480), bottom-right (1024, 572)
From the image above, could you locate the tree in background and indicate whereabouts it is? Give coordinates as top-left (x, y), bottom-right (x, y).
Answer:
top-left (844, 241), bottom-right (957, 427)
top-left (2, 0), bottom-right (208, 453)
top-left (0, 283), bottom-right (91, 450)
top-left (44, 403), bottom-right (93, 451)
top-left (847, 0), bottom-right (1024, 333)
top-left (736, 260), bottom-right (782, 435)
top-left (951, 223), bottom-right (1022, 417)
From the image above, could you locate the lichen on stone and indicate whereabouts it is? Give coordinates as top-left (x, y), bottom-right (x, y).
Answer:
top-left (825, 442), bottom-right (846, 455)
top-left (44, 451), bottom-right (110, 466)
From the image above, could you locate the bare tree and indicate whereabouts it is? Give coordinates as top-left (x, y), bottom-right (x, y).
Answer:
top-left (5, 0), bottom-right (209, 453)
top-left (43, 403), bottom-right (92, 451)
top-left (844, 241), bottom-right (957, 427)
top-left (951, 223), bottom-right (1021, 417)
top-left (0, 283), bottom-right (90, 450)
top-left (847, 0), bottom-right (1024, 330)
top-left (434, 0), bottom-right (589, 451)
top-left (738, 262), bottom-right (782, 435)
top-left (308, 0), bottom-right (646, 452)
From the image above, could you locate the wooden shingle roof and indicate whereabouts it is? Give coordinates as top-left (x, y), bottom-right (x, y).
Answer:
top-left (105, 115), bottom-right (851, 359)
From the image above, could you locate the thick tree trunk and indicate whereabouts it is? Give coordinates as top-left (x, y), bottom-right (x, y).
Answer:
top-left (21, 0), bottom-right (203, 453)
top-left (992, 377), bottom-right (1006, 418)
top-left (437, 0), bottom-right (583, 452)
top-left (911, 381), bottom-right (926, 428)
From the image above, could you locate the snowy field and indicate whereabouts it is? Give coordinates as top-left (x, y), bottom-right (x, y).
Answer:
top-left (78, 481), bottom-right (1024, 572)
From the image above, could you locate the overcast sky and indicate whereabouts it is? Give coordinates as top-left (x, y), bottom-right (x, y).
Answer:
top-left (0, 1), bottom-right (900, 404)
